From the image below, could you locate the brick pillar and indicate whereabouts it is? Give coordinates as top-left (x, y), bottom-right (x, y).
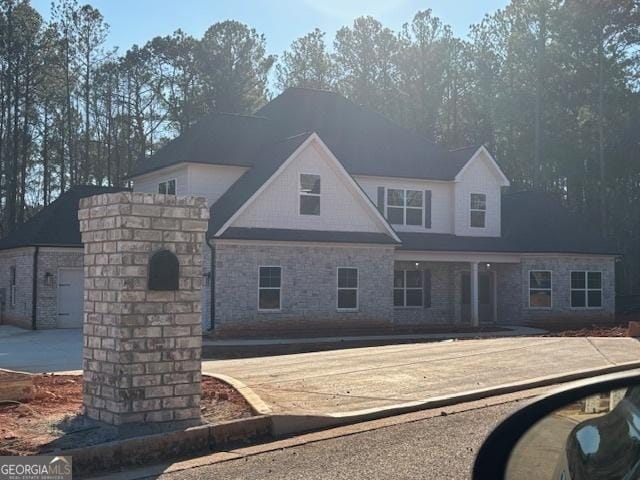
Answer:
top-left (78, 192), bottom-right (209, 427)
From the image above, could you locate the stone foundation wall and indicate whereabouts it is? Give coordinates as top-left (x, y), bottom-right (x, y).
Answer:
top-left (79, 192), bottom-right (208, 426)
top-left (496, 255), bottom-right (616, 326)
top-left (213, 241), bottom-right (395, 335)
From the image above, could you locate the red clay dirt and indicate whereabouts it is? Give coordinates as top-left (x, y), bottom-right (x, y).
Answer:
top-left (0, 373), bottom-right (253, 456)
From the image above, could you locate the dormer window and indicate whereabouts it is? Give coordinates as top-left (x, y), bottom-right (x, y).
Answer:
top-left (387, 189), bottom-right (423, 226)
top-left (470, 193), bottom-right (486, 228)
top-left (300, 174), bottom-right (321, 215)
top-left (158, 179), bottom-right (176, 195)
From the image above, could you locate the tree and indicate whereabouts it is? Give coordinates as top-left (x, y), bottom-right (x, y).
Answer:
top-left (276, 28), bottom-right (334, 91)
top-left (195, 20), bottom-right (275, 113)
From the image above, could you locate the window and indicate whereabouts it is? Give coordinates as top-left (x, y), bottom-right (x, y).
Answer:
top-left (387, 189), bottom-right (423, 226)
top-left (571, 271), bottom-right (602, 308)
top-left (529, 271), bottom-right (552, 308)
top-left (259, 267), bottom-right (281, 311)
top-left (337, 268), bottom-right (358, 310)
top-left (470, 193), bottom-right (486, 228)
top-left (9, 266), bottom-right (16, 306)
top-left (394, 270), bottom-right (423, 307)
top-left (158, 179), bottom-right (176, 195)
top-left (300, 174), bottom-right (320, 215)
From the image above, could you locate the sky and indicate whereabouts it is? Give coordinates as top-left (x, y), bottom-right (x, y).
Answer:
top-left (30, 0), bottom-right (509, 55)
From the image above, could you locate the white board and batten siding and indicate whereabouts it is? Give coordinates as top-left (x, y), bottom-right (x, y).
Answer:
top-left (453, 152), bottom-right (504, 237)
top-left (57, 268), bottom-right (84, 328)
top-left (231, 140), bottom-right (389, 234)
top-left (355, 176), bottom-right (454, 234)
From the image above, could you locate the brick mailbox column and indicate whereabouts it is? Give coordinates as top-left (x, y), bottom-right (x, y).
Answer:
top-left (78, 192), bottom-right (209, 427)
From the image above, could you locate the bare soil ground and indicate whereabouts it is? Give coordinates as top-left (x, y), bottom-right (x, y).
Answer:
top-left (0, 373), bottom-right (253, 456)
top-left (543, 323), bottom-right (630, 337)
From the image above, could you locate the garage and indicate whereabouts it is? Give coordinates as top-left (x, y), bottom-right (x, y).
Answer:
top-left (57, 268), bottom-right (84, 328)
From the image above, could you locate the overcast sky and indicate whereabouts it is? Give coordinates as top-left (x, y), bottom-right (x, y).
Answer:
top-left (30, 0), bottom-right (509, 55)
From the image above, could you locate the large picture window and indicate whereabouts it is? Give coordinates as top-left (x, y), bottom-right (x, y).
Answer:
top-left (387, 189), bottom-right (423, 226)
top-left (470, 193), bottom-right (486, 228)
top-left (337, 268), bottom-right (358, 310)
top-left (259, 266), bottom-right (281, 311)
top-left (394, 270), bottom-right (423, 307)
top-left (529, 271), bottom-right (552, 308)
top-left (158, 179), bottom-right (176, 195)
top-left (571, 271), bottom-right (602, 308)
top-left (300, 174), bottom-right (321, 215)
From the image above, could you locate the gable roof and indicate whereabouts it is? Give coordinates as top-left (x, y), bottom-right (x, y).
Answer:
top-left (131, 87), bottom-right (494, 182)
top-left (454, 145), bottom-right (510, 186)
top-left (399, 191), bottom-right (618, 255)
top-left (257, 88), bottom-right (479, 181)
top-left (209, 132), bottom-right (400, 243)
top-left (0, 185), bottom-right (126, 250)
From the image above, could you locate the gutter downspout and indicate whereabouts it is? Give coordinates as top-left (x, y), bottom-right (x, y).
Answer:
top-left (206, 237), bottom-right (215, 333)
top-left (31, 246), bottom-right (39, 330)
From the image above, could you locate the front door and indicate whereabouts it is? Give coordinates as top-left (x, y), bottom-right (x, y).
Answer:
top-left (461, 272), bottom-right (494, 323)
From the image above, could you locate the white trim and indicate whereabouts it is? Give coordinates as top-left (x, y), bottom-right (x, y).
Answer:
top-left (569, 270), bottom-right (604, 310)
top-left (527, 270), bottom-right (553, 310)
top-left (395, 251), bottom-right (521, 264)
top-left (257, 265), bottom-right (282, 312)
top-left (454, 146), bottom-right (510, 186)
top-left (214, 133), bottom-right (401, 243)
top-left (213, 238), bottom-right (396, 250)
top-left (336, 267), bottom-right (359, 311)
top-left (298, 172), bottom-right (321, 216)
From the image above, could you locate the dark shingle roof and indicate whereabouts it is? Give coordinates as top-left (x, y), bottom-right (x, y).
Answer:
top-left (220, 228), bottom-right (399, 245)
top-left (257, 88), bottom-right (473, 181)
top-left (208, 133), bottom-right (312, 236)
top-left (399, 191), bottom-right (618, 255)
top-left (0, 186), bottom-right (126, 250)
top-left (132, 88), bottom-right (480, 181)
top-left (131, 113), bottom-right (277, 177)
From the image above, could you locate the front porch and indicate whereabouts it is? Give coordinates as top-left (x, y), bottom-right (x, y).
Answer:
top-left (393, 251), bottom-right (522, 326)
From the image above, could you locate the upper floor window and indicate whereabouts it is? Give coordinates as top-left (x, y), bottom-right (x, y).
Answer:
top-left (571, 271), bottom-right (602, 309)
top-left (470, 193), bottom-right (486, 228)
top-left (300, 174), bottom-right (320, 215)
top-left (158, 179), bottom-right (176, 195)
top-left (387, 189), bottom-right (423, 226)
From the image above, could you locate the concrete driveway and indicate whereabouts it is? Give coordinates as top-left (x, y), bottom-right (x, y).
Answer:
top-left (0, 325), bottom-right (82, 373)
top-left (202, 336), bottom-right (640, 415)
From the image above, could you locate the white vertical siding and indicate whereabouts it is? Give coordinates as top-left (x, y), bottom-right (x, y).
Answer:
top-left (132, 163), bottom-right (248, 207)
top-left (231, 141), bottom-right (387, 233)
top-left (453, 153), bottom-right (503, 237)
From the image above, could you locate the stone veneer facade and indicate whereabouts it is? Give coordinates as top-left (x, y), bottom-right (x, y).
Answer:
top-left (79, 192), bottom-right (209, 426)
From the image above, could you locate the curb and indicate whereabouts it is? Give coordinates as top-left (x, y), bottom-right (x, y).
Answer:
top-left (202, 372), bottom-right (272, 415)
top-left (68, 416), bottom-right (272, 477)
top-left (269, 360), bottom-right (640, 435)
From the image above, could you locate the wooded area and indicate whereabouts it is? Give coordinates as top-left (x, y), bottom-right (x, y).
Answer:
top-left (0, 0), bottom-right (639, 293)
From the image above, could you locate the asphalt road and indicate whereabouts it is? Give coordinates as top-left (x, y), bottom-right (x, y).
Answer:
top-left (152, 401), bottom-right (521, 480)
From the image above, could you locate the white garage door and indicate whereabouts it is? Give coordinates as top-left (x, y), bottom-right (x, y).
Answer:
top-left (57, 268), bottom-right (84, 328)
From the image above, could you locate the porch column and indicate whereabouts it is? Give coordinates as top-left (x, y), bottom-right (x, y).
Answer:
top-left (470, 262), bottom-right (479, 327)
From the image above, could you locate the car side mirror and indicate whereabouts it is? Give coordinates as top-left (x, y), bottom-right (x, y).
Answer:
top-left (473, 371), bottom-right (640, 480)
